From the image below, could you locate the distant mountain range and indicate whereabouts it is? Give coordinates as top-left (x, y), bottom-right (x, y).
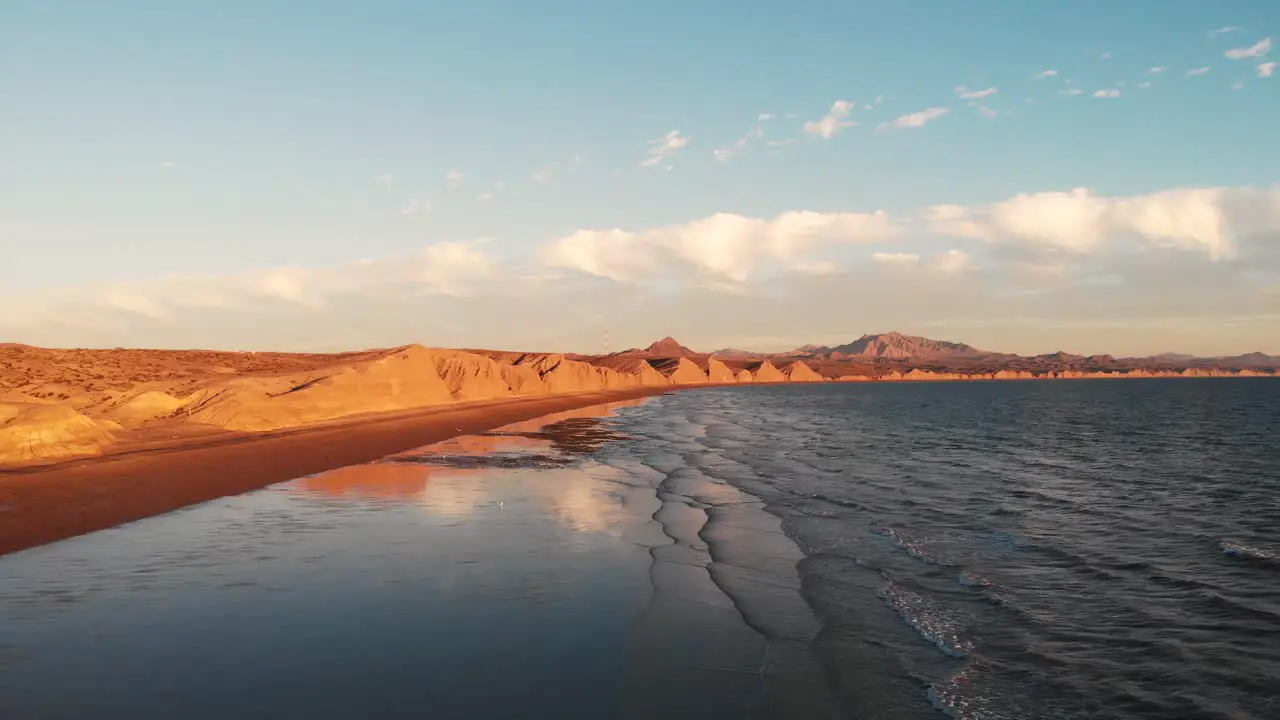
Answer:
top-left (814, 332), bottom-right (985, 359)
top-left (609, 332), bottom-right (1280, 370)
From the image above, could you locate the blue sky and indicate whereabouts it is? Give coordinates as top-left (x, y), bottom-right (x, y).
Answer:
top-left (2, 1), bottom-right (1279, 355)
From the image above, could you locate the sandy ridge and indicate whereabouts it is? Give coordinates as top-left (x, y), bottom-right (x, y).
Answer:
top-left (2, 341), bottom-right (1275, 469)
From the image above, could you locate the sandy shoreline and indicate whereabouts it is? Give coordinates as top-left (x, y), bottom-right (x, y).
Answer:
top-left (3, 372), bottom-right (1274, 557)
top-left (0, 386), bottom-right (680, 557)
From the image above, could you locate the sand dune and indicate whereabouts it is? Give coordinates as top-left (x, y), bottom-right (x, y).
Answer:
top-left (0, 403), bottom-right (118, 464)
top-left (0, 343), bottom-right (757, 466)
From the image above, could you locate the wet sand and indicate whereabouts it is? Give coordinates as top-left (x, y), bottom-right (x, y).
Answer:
top-left (0, 396), bottom-right (836, 719)
top-left (0, 387), bottom-right (675, 557)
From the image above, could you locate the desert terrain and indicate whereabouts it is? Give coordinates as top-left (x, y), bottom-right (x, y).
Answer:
top-left (0, 332), bottom-right (1275, 555)
top-left (2, 332), bottom-right (1277, 469)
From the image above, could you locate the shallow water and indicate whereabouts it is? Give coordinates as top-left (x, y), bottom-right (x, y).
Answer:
top-left (0, 398), bottom-right (836, 719)
top-left (600, 379), bottom-right (1280, 719)
top-left (4, 380), bottom-right (1278, 719)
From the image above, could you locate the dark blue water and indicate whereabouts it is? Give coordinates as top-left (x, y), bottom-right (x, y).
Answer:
top-left (599, 379), bottom-right (1280, 719)
top-left (3, 380), bottom-right (1278, 719)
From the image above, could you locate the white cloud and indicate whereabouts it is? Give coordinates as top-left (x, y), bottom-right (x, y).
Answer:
top-left (1093, 89), bottom-right (1122, 98)
top-left (872, 249), bottom-right (971, 274)
top-left (955, 85), bottom-right (998, 99)
top-left (532, 168), bottom-right (553, 184)
top-left (475, 192), bottom-right (494, 202)
top-left (977, 105), bottom-right (998, 118)
top-left (877, 107), bottom-right (950, 131)
top-left (1036, 70), bottom-right (1058, 79)
top-left (375, 173), bottom-right (394, 188)
top-left (924, 186), bottom-right (1280, 261)
top-left (16, 241), bottom-right (502, 330)
top-left (8, 189), bottom-right (1280, 355)
top-left (541, 210), bottom-right (897, 283)
top-left (931, 249), bottom-right (974, 274)
top-left (758, 113), bottom-right (775, 121)
top-left (640, 130), bottom-right (690, 168)
top-left (1259, 62), bottom-right (1277, 78)
top-left (802, 100), bottom-right (856, 139)
top-left (1149, 66), bottom-right (1168, 74)
top-left (713, 125), bottom-right (764, 162)
top-left (873, 252), bottom-right (920, 265)
top-left (1062, 88), bottom-right (1084, 96)
top-left (1187, 66), bottom-right (1211, 76)
top-left (1209, 26), bottom-right (1241, 38)
top-left (1225, 37), bottom-right (1272, 59)
top-left (445, 170), bottom-right (464, 187)
top-left (1138, 81), bottom-right (1153, 89)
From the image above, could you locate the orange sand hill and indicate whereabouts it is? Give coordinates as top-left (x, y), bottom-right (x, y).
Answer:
top-left (0, 342), bottom-right (785, 467)
top-left (780, 360), bottom-right (825, 382)
top-left (2, 335), bottom-right (1276, 468)
top-left (745, 360), bottom-right (786, 383)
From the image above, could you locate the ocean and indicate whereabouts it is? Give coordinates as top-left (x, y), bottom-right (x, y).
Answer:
top-left (2, 380), bottom-right (1277, 719)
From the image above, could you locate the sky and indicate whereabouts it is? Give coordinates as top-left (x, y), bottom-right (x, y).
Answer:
top-left (2, 0), bottom-right (1279, 356)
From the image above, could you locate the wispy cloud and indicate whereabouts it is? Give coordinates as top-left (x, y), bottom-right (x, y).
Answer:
top-left (1093, 89), bottom-right (1122, 98)
top-left (640, 130), bottom-right (690, 168)
top-left (1149, 66), bottom-right (1168, 74)
top-left (532, 167), bottom-right (553, 184)
top-left (977, 105), bottom-right (998, 118)
top-left (757, 113), bottom-right (775, 121)
top-left (375, 173), bottom-right (394, 188)
top-left (801, 100), bottom-right (857, 139)
top-left (445, 170), bottom-right (465, 188)
top-left (1187, 66), bottom-right (1211, 76)
top-left (955, 85), bottom-right (998, 100)
top-left (872, 252), bottom-right (920, 265)
top-left (1225, 37), bottom-right (1272, 59)
top-left (1035, 70), bottom-right (1058, 79)
top-left (877, 107), bottom-right (950, 131)
top-left (713, 125), bottom-right (764, 162)
top-left (1062, 88), bottom-right (1084, 96)
top-left (1260, 62), bottom-right (1277, 78)
top-left (1208, 26), bottom-right (1241, 38)
top-left (1138, 81), bottom-right (1153, 89)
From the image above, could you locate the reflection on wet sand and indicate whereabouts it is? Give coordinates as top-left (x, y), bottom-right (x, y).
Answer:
top-left (296, 462), bottom-right (435, 499)
top-left (292, 397), bottom-right (651, 532)
top-left (0, 398), bottom-right (663, 720)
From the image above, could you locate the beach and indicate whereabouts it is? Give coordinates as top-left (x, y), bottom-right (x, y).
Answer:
top-left (0, 387), bottom-right (675, 557)
top-left (0, 394), bottom-right (841, 719)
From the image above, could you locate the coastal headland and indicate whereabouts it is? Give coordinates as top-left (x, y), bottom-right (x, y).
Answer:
top-left (1, 331), bottom-right (1275, 555)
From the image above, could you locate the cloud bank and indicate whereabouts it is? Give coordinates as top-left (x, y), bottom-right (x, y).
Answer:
top-left (5, 185), bottom-right (1279, 356)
